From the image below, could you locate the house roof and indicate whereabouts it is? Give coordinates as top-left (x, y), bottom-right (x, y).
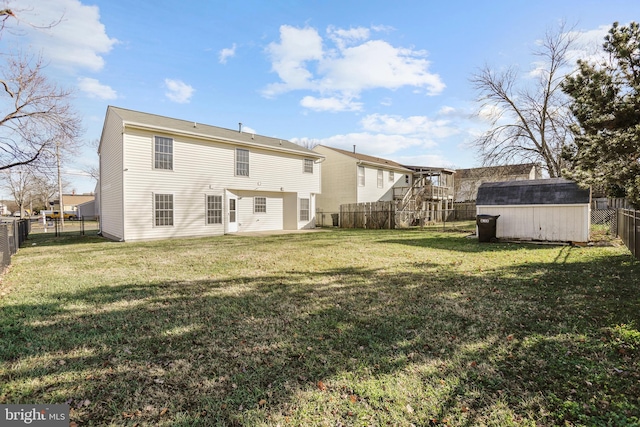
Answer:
top-left (56, 194), bottom-right (95, 206)
top-left (316, 145), bottom-right (413, 172)
top-left (456, 163), bottom-right (538, 179)
top-left (404, 165), bottom-right (456, 175)
top-left (105, 106), bottom-right (322, 158)
top-left (476, 178), bottom-right (591, 205)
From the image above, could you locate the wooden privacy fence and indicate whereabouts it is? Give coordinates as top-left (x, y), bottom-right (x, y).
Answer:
top-left (340, 201), bottom-right (396, 229)
top-left (617, 209), bottom-right (640, 261)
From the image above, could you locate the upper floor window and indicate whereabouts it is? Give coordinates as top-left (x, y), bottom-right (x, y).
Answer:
top-left (206, 195), bottom-right (222, 224)
top-left (254, 196), bottom-right (267, 213)
top-left (304, 159), bottom-right (314, 174)
top-left (377, 169), bottom-right (384, 188)
top-left (389, 171), bottom-right (395, 182)
top-left (154, 136), bottom-right (173, 170)
top-left (236, 148), bottom-right (249, 176)
top-left (154, 193), bottom-right (173, 226)
top-left (357, 166), bottom-right (365, 187)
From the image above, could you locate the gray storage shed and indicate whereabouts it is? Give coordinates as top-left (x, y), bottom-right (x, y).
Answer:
top-left (476, 178), bottom-right (591, 243)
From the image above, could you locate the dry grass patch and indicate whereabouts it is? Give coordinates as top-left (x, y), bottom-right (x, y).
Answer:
top-left (1, 228), bottom-right (639, 426)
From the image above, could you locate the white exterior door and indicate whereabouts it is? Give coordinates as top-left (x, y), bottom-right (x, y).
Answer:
top-left (227, 196), bottom-right (238, 233)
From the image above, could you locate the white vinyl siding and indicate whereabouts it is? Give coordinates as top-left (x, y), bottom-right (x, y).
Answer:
top-left (103, 110), bottom-right (320, 241)
top-left (154, 136), bottom-right (173, 170)
top-left (477, 204), bottom-right (589, 242)
top-left (236, 148), bottom-right (249, 176)
top-left (299, 198), bottom-right (310, 221)
top-left (98, 109), bottom-right (125, 241)
top-left (154, 193), bottom-right (173, 226)
top-left (237, 191), bottom-right (284, 232)
top-left (304, 159), bottom-right (314, 173)
top-left (377, 169), bottom-right (383, 188)
top-left (206, 195), bottom-right (222, 224)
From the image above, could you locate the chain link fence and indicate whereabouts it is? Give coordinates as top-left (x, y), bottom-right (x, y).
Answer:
top-left (0, 219), bottom-right (31, 272)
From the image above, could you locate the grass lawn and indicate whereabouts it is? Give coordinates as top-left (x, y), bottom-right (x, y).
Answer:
top-left (1, 226), bottom-right (639, 426)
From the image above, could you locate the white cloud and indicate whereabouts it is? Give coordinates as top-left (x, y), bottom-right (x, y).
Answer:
top-left (78, 77), bottom-right (117, 100)
top-left (314, 132), bottom-right (429, 156)
top-left (263, 24), bottom-right (444, 104)
top-left (438, 106), bottom-right (456, 115)
top-left (7, 0), bottom-right (118, 72)
top-left (240, 125), bottom-right (256, 134)
top-left (263, 25), bottom-right (324, 97)
top-left (300, 96), bottom-right (362, 112)
top-left (528, 25), bottom-right (613, 79)
top-left (327, 25), bottom-right (370, 50)
top-left (320, 40), bottom-right (444, 95)
top-left (361, 114), bottom-right (458, 139)
top-left (219, 43), bottom-right (237, 64)
top-left (395, 153), bottom-right (453, 168)
top-left (164, 79), bottom-right (195, 104)
top-left (477, 104), bottom-right (502, 123)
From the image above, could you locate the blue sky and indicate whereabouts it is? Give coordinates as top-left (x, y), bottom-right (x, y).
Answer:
top-left (3, 0), bottom-right (639, 195)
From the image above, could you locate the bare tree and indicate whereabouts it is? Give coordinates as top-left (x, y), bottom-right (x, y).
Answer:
top-left (28, 172), bottom-right (58, 212)
top-left (0, 54), bottom-right (82, 172)
top-left (2, 166), bottom-right (33, 217)
top-left (292, 138), bottom-right (320, 150)
top-left (470, 24), bottom-right (578, 178)
top-left (0, 4), bottom-right (62, 35)
top-left (83, 138), bottom-right (100, 182)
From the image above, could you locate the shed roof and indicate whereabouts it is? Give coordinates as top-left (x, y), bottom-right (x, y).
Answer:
top-left (476, 178), bottom-right (591, 205)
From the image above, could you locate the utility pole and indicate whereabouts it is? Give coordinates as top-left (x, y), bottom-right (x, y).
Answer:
top-left (56, 141), bottom-right (64, 230)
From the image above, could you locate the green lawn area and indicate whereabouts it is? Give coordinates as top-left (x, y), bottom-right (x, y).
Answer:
top-left (1, 227), bottom-right (639, 426)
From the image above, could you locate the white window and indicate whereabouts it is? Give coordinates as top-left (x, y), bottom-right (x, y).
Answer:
top-left (299, 198), bottom-right (310, 221)
top-left (154, 136), bottom-right (173, 170)
top-left (154, 194), bottom-right (173, 226)
top-left (389, 171), bottom-right (395, 182)
top-left (206, 195), bottom-right (222, 224)
top-left (254, 196), bottom-right (266, 213)
top-left (377, 169), bottom-right (383, 188)
top-left (357, 166), bottom-right (365, 187)
top-left (236, 148), bottom-right (249, 176)
top-left (304, 159), bottom-right (314, 173)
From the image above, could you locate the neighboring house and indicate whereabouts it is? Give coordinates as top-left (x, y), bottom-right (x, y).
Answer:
top-left (76, 200), bottom-right (97, 220)
top-left (52, 194), bottom-right (96, 211)
top-left (0, 202), bottom-right (9, 216)
top-left (312, 145), bottom-right (415, 215)
top-left (455, 163), bottom-right (541, 202)
top-left (476, 178), bottom-right (591, 243)
top-left (98, 106), bottom-right (323, 242)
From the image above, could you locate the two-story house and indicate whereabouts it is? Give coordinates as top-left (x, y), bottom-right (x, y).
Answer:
top-left (98, 106), bottom-right (323, 241)
top-left (312, 145), bottom-right (415, 215)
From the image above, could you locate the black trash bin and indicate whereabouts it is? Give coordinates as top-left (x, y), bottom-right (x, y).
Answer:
top-left (331, 213), bottom-right (339, 227)
top-left (476, 214), bottom-right (500, 243)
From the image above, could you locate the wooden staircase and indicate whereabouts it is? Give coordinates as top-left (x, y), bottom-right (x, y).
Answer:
top-left (394, 176), bottom-right (453, 227)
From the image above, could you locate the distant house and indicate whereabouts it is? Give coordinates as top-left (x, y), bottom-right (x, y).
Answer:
top-left (98, 106), bottom-right (323, 242)
top-left (312, 145), bottom-right (414, 215)
top-left (455, 163), bottom-right (541, 202)
top-left (312, 145), bottom-right (456, 226)
top-left (52, 194), bottom-right (95, 211)
top-left (476, 178), bottom-right (591, 243)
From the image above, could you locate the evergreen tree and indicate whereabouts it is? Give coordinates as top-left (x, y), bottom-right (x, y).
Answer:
top-left (562, 22), bottom-right (640, 207)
